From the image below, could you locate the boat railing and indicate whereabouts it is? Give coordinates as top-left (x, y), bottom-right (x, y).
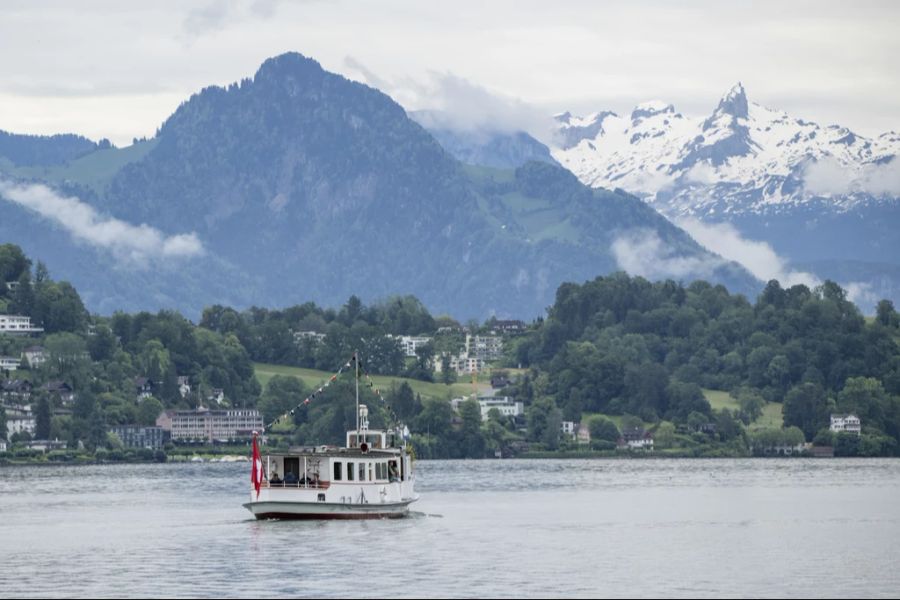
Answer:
top-left (264, 480), bottom-right (331, 490)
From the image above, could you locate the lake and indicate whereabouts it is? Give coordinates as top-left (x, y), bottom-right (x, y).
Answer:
top-left (1, 458), bottom-right (899, 598)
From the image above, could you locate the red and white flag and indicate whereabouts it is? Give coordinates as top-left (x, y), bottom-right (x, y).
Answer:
top-left (251, 432), bottom-right (262, 499)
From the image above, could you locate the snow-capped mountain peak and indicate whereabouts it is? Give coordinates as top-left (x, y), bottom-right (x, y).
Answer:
top-left (552, 84), bottom-right (899, 216)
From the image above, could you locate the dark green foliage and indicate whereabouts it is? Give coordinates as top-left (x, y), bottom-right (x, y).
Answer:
top-left (783, 383), bottom-right (832, 441)
top-left (512, 273), bottom-right (898, 443)
top-left (35, 396), bottom-right (51, 439)
top-left (258, 375), bottom-right (309, 427)
top-left (587, 415), bottom-right (620, 442)
top-left (0, 130), bottom-right (100, 166)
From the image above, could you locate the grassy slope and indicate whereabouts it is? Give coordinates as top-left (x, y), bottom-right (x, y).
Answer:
top-left (0, 139), bottom-right (158, 194)
top-left (253, 362), bottom-right (491, 400)
top-left (703, 388), bottom-right (783, 429)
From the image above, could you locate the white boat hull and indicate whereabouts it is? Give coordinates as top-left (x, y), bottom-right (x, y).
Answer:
top-left (244, 497), bottom-right (417, 520)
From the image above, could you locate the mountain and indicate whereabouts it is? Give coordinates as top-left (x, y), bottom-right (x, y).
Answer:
top-left (0, 130), bottom-right (110, 167)
top-left (410, 110), bottom-right (558, 169)
top-left (0, 53), bottom-right (757, 319)
top-left (551, 84), bottom-right (900, 311)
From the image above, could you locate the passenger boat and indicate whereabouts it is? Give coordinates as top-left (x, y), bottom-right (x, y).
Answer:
top-left (243, 354), bottom-right (418, 520)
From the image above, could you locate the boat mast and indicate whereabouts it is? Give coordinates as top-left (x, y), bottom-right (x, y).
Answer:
top-left (355, 350), bottom-right (360, 438)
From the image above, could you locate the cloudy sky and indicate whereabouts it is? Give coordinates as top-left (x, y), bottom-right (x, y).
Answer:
top-left (1, 0), bottom-right (897, 146)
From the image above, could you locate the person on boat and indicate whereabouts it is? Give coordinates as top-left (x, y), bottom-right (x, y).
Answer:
top-left (284, 470), bottom-right (298, 485)
top-left (389, 462), bottom-right (399, 483)
top-left (269, 470), bottom-right (282, 486)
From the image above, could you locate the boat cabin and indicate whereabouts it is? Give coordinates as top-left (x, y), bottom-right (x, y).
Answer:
top-left (262, 429), bottom-right (411, 492)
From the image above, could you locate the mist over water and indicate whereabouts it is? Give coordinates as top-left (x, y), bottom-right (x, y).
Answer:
top-left (2, 459), bottom-right (899, 598)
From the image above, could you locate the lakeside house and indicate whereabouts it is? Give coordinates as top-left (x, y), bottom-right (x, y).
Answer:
top-left (25, 439), bottom-right (67, 452)
top-left (0, 439), bottom-right (6, 452)
top-left (618, 427), bottom-right (654, 451)
top-left (135, 376), bottom-right (155, 400)
top-left (292, 330), bottom-right (326, 346)
top-left (465, 334), bottom-right (503, 361)
top-left (42, 381), bottom-right (75, 406)
top-left (577, 424), bottom-right (591, 445)
top-left (830, 414), bottom-right (861, 435)
top-left (435, 352), bottom-right (485, 375)
top-left (489, 320), bottom-right (527, 335)
top-left (156, 407), bottom-right (263, 442)
top-left (561, 421), bottom-right (577, 439)
top-left (0, 315), bottom-right (44, 335)
top-left (450, 396), bottom-right (524, 422)
top-left (109, 425), bottom-right (170, 450)
top-left (22, 346), bottom-right (47, 368)
top-left (5, 407), bottom-right (36, 439)
top-left (0, 356), bottom-right (21, 371)
top-left (177, 376), bottom-right (191, 399)
top-left (1, 379), bottom-right (32, 405)
top-left (390, 335), bottom-right (433, 357)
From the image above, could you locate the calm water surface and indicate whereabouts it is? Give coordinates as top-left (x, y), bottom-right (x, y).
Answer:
top-left (1, 458), bottom-right (899, 598)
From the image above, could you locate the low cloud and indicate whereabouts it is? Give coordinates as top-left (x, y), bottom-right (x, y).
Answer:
top-left (676, 218), bottom-right (818, 287)
top-left (343, 57), bottom-right (556, 144)
top-left (803, 156), bottom-right (900, 197)
top-left (843, 281), bottom-right (880, 308)
top-left (0, 180), bottom-right (204, 266)
top-left (612, 228), bottom-right (722, 280)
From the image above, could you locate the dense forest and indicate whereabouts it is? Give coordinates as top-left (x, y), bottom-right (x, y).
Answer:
top-left (3, 242), bottom-right (900, 460)
top-left (505, 273), bottom-right (900, 455)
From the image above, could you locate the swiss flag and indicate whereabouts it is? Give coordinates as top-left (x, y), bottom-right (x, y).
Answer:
top-left (251, 432), bottom-right (263, 499)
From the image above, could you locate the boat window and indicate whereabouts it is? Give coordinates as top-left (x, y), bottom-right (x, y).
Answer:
top-left (333, 461), bottom-right (342, 481)
top-left (368, 462), bottom-right (374, 481)
top-left (347, 461), bottom-right (355, 481)
top-left (283, 457), bottom-right (300, 479)
top-left (358, 463), bottom-right (365, 481)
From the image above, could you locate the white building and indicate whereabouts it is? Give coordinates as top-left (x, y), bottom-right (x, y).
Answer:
top-left (561, 421), bottom-right (577, 438)
top-left (0, 356), bottom-right (21, 371)
top-left (22, 346), bottom-right (47, 368)
top-left (0, 439), bottom-right (7, 452)
top-left (576, 424), bottom-right (591, 445)
top-left (177, 376), bottom-right (191, 399)
top-left (830, 414), bottom-right (861, 435)
top-left (465, 334), bottom-right (503, 361)
top-left (618, 428), bottom-right (654, 451)
top-left (157, 408), bottom-right (263, 442)
top-left (0, 315), bottom-right (44, 335)
top-left (435, 353), bottom-right (485, 376)
top-left (393, 335), bottom-right (432, 358)
top-left (293, 330), bottom-right (326, 345)
top-left (477, 396), bottom-right (524, 421)
top-left (5, 409), bottom-right (36, 438)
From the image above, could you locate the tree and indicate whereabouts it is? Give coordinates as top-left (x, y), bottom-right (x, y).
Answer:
top-left (137, 397), bottom-right (165, 427)
top-left (733, 387), bottom-right (765, 424)
top-left (389, 382), bottom-right (417, 421)
top-left (527, 396), bottom-right (562, 450)
top-left (258, 376), bottom-right (308, 427)
top-left (35, 396), bottom-right (52, 439)
top-left (458, 398), bottom-right (486, 458)
top-left (0, 404), bottom-right (7, 442)
top-left (783, 383), bottom-right (832, 441)
top-left (666, 381), bottom-right (710, 423)
top-left (654, 421), bottom-right (676, 449)
top-left (414, 398), bottom-right (452, 438)
top-left (876, 300), bottom-right (899, 328)
top-left (440, 354), bottom-right (456, 385)
top-left (405, 342), bottom-right (435, 382)
top-left (838, 377), bottom-right (888, 430)
top-left (587, 415), bottom-right (619, 442)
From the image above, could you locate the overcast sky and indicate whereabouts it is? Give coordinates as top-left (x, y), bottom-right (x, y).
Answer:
top-left (1, 0), bottom-right (897, 146)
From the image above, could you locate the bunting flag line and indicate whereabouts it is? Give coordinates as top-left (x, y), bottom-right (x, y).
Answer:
top-left (264, 351), bottom-right (407, 435)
